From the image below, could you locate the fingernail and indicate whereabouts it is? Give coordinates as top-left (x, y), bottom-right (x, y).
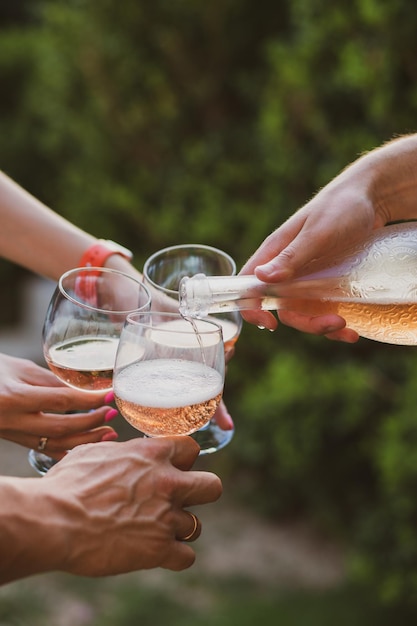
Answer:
top-left (324, 325), bottom-right (342, 334)
top-left (105, 391), bottom-right (114, 403)
top-left (101, 431), bottom-right (119, 441)
top-left (105, 408), bottom-right (118, 422)
top-left (256, 264), bottom-right (292, 281)
top-left (256, 262), bottom-right (274, 272)
top-left (223, 413), bottom-right (234, 430)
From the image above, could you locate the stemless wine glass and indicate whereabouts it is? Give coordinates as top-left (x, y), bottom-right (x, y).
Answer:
top-left (113, 311), bottom-right (225, 438)
top-left (143, 244), bottom-right (242, 453)
top-left (28, 266), bottom-right (152, 475)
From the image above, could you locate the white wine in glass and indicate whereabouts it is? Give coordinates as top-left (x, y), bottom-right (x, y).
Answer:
top-left (113, 311), bottom-right (225, 438)
top-left (143, 244), bottom-right (242, 453)
top-left (45, 335), bottom-right (120, 392)
top-left (28, 266), bottom-right (152, 475)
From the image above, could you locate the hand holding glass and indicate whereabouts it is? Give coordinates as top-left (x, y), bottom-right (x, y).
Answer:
top-left (28, 266), bottom-right (151, 475)
top-left (113, 312), bottom-right (225, 438)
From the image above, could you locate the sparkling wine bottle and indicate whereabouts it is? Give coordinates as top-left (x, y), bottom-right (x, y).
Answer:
top-left (179, 222), bottom-right (417, 345)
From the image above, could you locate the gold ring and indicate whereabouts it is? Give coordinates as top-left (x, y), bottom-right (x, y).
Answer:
top-left (179, 512), bottom-right (200, 542)
top-left (37, 437), bottom-right (49, 452)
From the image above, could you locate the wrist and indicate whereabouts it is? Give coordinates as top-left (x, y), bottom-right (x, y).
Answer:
top-left (362, 135), bottom-right (417, 224)
top-left (0, 478), bottom-right (66, 583)
top-left (79, 239), bottom-right (133, 268)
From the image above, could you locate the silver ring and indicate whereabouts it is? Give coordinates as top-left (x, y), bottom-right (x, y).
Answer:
top-left (37, 436), bottom-right (49, 452)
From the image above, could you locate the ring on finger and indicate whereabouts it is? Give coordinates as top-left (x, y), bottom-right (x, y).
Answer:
top-left (37, 436), bottom-right (49, 452)
top-left (178, 512), bottom-right (201, 542)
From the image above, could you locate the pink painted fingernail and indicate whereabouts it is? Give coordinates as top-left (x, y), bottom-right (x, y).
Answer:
top-left (101, 431), bottom-right (119, 441)
top-left (105, 391), bottom-right (114, 403)
top-left (223, 413), bottom-right (234, 430)
top-left (105, 408), bottom-right (118, 422)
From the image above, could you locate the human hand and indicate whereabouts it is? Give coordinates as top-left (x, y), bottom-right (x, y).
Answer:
top-left (239, 159), bottom-right (387, 342)
top-left (211, 399), bottom-right (234, 431)
top-left (0, 354), bottom-right (117, 458)
top-left (40, 436), bottom-right (222, 576)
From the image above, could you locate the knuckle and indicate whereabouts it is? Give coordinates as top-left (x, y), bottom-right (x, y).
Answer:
top-left (278, 246), bottom-right (297, 264)
top-left (47, 421), bottom-right (70, 438)
top-left (52, 395), bottom-right (74, 414)
top-left (0, 382), bottom-right (20, 411)
top-left (154, 470), bottom-right (177, 497)
top-left (140, 436), bottom-right (179, 462)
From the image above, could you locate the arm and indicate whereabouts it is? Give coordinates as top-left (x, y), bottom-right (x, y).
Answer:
top-left (240, 133), bottom-right (417, 340)
top-left (0, 436), bottom-right (222, 584)
top-left (0, 172), bottom-right (234, 433)
top-left (0, 171), bottom-right (140, 280)
top-left (0, 173), bottom-right (136, 449)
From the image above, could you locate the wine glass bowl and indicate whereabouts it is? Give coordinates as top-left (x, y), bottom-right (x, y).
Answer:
top-left (143, 244), bottom-right (237, 295)
top-left (29, 266), bottom-right (152, 475)
top-left (143, 244), bottom-right (242, 453)
top-left (43, 267), bottom-right (152, 392)
top-left (114, 311), bottom-right (225, 437)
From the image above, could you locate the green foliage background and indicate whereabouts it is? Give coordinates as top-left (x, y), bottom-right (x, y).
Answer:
top-left (2, 0), bottom-right (417, 607)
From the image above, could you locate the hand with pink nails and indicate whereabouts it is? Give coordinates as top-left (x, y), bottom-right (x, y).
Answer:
top-left (0, 173), bottom-right (225, 586)
top-left (212, 400), bottom-right (234, 431)
top-left (0, 353), bottom-right (118, 458)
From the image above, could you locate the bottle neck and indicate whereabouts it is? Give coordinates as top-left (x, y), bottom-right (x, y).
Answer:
top-left (179, 273), bottom-right (347, 317)
top-left (180, 274), bottom-right (264, 316)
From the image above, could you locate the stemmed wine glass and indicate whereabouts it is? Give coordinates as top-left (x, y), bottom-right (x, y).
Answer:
top-left (143, 244), bottom-right (242, 453)
top-left (113, 311), bottom-right (225, 438)
top-left (28, 266), bottom-right (152, 475)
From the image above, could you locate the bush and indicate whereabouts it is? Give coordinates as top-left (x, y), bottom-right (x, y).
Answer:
top-left (2, 0), bottom-right (417, 606)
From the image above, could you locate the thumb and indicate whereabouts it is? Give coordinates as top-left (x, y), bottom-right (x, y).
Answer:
top-left (254, 222), bottom-right (340, 283)
top-left (254, 239), bottom-right (310, 282)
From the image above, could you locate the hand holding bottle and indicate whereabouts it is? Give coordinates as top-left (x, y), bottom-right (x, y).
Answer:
top-left (239, 134), bottom-right (417, 342)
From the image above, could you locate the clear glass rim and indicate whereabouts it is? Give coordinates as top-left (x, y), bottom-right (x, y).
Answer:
top-left (125, 311), bottom-right (223, 336)
top-left (143, 244), bottom-right (236, 297)
top-left (58, 266), bottom-right (152, 314)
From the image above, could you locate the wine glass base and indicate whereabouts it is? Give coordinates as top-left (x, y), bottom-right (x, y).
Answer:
top-left (191, 423), bottom-right (234, 455)
top-left (28, 449), bottom-right (58, 476)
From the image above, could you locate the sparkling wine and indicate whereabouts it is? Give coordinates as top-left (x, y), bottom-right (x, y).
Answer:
top-left (267, 297), bottom-right (417, 345)
top-left (150, 317), bottom-right (239, 352)
top-left (179, 222), bottom-right (417, 345)
top-left (216, 318), bottom-right (240, 352)
top-left (150, 318), bottom-right (221, 348)
top-left (45, 336), bottom-right (119, 391)
top-left (114, 358), bottom-right (223, 436)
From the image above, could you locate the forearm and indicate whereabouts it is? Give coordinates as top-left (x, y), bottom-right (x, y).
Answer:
top-left (0, 477), bottom-right (67, 584)
top-left (330, 133), bottom-right (417, 225)
top-left (0, 171), bottom-right (95, 279)
top-left (0, 171), bottom-right (140, 280)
